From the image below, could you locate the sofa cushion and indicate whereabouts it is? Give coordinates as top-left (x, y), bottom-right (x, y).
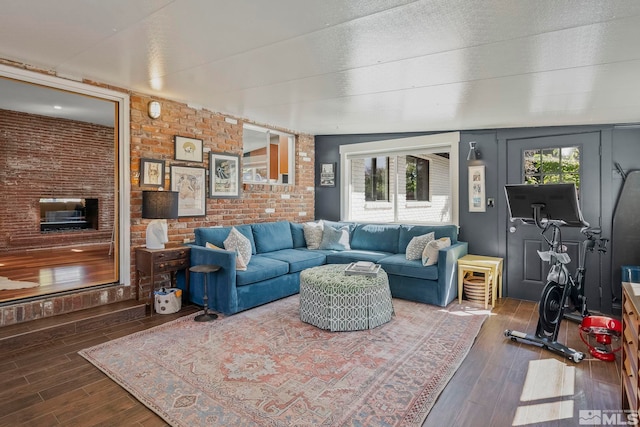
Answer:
top-left (378, 254), bottom-right (439, 281)
top-left (405, 232), bottom-right (434, 260)
top-left (324, 249), bottom-right (391, 264)
top-left (303, 221), bottom-right (324, 250)
top-left (422, 237), bottom-right (451, 266)
top-left (290, 222), bottom-right (306, 248)
top-left (224, 227), bottom-right (253, 264)
top-left (195, 225), bottom-right (256, 254)
top-left (252, 221), bottom-right (294, 253)
top-left (399, 224), bottom-right (457, 253)
top-left (319, 225), bottom-right (351, 250)
top-left (350, 224), bottom-right (400, 253)
top-left (236, 255), bottom-right (289, 287)
top-left (259, 249), bottom-right (326, 273)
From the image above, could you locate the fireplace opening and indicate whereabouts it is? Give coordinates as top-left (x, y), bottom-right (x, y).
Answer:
top-left (40, 198), bottom-right (99, 233)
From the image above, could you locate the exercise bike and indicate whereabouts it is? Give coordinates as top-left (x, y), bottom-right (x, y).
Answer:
top-left (502, 184), bottom-right (610, 363)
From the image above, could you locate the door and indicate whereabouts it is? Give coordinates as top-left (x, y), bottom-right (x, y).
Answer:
top-left (506, 132), bottom-right (602, 310)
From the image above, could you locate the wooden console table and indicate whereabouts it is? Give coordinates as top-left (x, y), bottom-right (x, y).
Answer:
top-left (135, 246), bottom-right (190, 313)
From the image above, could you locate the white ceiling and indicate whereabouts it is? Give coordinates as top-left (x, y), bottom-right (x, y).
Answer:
top-left (1, 0), bottom-right (640, 135)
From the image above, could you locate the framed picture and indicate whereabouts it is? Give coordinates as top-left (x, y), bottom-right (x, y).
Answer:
top-left (320, 162), bottom-right (336, 187)
top-left (170, 165), bottom-right (206, 216)
top-left (174, 136), bottom-right (203, 162)
top-left (468, 165), bottom-right (486, 212)
top-left (139, 158), bottom-right (165, 188)
top-left (209, 152), bottom-right (240, 198)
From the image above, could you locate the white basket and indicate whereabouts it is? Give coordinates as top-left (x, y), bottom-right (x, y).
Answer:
top-left (154, 287), bottom-right (182, 314)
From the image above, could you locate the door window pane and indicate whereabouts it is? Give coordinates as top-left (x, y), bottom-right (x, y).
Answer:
top-left (523, 146), bottom-right (581, 190)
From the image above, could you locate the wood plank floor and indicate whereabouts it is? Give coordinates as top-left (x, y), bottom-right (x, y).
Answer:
top-left (0, 298), bottom-right (621, 427)
top-left (0, 245), bottom-right (117, 303)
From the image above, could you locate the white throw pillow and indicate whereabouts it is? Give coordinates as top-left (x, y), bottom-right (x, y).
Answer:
top-left (207, 241), bottom-right (246, 271)
top-left (318, 225), bottom-right (351, 251)
top-left (224, 227), bottom-right (252, 266)
top-left (405, 232), bottom-right (435, 260)
top-left (422, 237), bottom-right (451, 266)
top-left (303, 220), bottom-right (324, 250)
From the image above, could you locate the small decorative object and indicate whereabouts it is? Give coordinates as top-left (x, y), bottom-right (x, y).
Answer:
top-left (174, 136), bottom-right (204, 162)
top-left (345, 261), bottom-right (381, 277)
top-left (468, 165), bottom-right (486, 212)
top-left (139, 158), bottom-right (165, 187)
top-left (148, 101), bottom-right (161, 119)
top-left (320, 162), bottom-right (336, 187)
top-left (209, 152), bottom-right (240, 198)
top-left (170, 166), bottom-right (206, 216)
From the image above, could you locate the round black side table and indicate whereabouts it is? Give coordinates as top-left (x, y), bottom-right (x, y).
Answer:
top-left (189, 264), bottom-right (221, 322)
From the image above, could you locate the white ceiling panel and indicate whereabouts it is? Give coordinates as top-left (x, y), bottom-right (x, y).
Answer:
top-left (1, 0), bottom-right (640, 135)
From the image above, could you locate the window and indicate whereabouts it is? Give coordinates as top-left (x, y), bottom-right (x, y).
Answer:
top-left (340, 132), bottom-right (460, 225)
top-left (523, 146), bottom-right (580, 189)
top-left (406, 155), bottom-right (430, 201)
top-left (364, 157), bottom-right (389, 201)
top-left (242, 124), bottom-right (294, 184)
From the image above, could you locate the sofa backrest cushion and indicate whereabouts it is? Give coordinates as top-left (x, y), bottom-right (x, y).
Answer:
top-left (351, 223), bottom-right (400, 253)
top-left (252, 221), bottom-right (294, 253)
top-left (398, 224), bottom-right (458, 253)
top-left (195, 225), bottom-right (256, 254)
top-left (290, 222), bottom-right (306, 248)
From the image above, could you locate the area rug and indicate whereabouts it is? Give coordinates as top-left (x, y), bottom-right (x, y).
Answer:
top-left (0, 276), bottom-right (39, 290)
top-left (79, 295), bottom-right (489, 426)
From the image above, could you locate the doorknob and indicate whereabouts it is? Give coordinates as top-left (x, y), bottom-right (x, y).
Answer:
top-left (509, 226), bottom-right (517, 233)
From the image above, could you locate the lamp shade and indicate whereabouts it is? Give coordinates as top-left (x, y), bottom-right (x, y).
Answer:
top-left (142, 191), bottom-right (179, 219)
top-left (467, 141), bottom-right (479, 161)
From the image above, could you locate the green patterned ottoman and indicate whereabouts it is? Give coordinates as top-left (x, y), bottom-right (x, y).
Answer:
top-left (299, 264), bottom-right (394, 331)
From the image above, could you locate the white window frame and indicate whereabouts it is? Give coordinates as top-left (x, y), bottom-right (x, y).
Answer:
top-left (339, 132), bottom-right (460, 225)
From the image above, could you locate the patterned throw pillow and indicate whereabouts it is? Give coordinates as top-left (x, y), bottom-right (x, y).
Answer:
top-left (206, 241), bottom-right (247, 271)
top-left (303, 220), bottom-right (324, 250)
top-left (405, 232), bottom-right (435, 260)
top-left (318, 225), bottom-right (351, 251)
top-left (224, 227), bottom-right (252, 266)
top-left (422, 237), bottom-right (451, 266)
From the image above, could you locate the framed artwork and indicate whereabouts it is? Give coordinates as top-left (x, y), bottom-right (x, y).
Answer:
top-left (139, 158), bottom-right (165, 188)
top-left (320, 162), bottom-right (336, 187)
top-left (468, 165), bottom-right (486, 212)
top-left (170, 165), bottom-right (206, 217)
top-left (209, 152), bottom-right (240, 198)
top-left (174, 136), bottom-right (203, 162)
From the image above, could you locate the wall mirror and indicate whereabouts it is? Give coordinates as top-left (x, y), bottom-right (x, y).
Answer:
top-left (0, 69), bottom-right (130, 304)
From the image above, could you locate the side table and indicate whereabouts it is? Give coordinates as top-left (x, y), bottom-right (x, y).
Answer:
top-left (135, 246), bottom-right (190, 315)
top-left (190, 264), bottom-right (221, 322)
top-left (458, 254), bottom-right (504, 309)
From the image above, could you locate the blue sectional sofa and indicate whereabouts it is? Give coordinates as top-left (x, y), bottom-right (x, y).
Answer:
top-left (182, 220), bottom-right (468, 315)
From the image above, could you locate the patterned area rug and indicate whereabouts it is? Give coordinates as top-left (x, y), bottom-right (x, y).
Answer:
top-left (80, 295), bottom-right (489, 426)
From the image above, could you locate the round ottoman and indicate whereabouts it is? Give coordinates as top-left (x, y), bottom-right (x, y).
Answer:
top-left (299, 264), bottom-right (394, 332)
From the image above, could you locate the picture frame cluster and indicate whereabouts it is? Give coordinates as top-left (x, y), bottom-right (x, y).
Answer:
top-left (139, 135), bottom-right (241, 217)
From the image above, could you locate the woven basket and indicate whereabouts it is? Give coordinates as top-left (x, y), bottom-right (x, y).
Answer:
top-left (463, 276), bottom-right (491, 303)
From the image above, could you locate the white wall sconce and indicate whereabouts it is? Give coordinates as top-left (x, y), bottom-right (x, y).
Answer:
top-left (467, 141), bottom-right (480, 162)
top-left (148, 100), bottom-right (161, 119)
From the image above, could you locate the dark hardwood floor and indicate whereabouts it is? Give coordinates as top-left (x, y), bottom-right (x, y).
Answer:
top-left (0, 244), bottom-right (117, 303)
top-left (0, 297), bottom-right (621, 426)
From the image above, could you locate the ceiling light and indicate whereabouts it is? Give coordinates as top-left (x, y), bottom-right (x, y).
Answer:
top-left (53, 105), bottom-right (62, 110)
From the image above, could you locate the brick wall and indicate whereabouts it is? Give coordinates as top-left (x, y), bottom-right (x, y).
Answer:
top-left (0, 109), bottom-right (115, 251)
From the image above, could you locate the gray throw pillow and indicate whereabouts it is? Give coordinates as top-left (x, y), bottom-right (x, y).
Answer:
top-left (405, 232), bottom-right (434, 260)
top-left (422, 237), bottom-right (451, 266)
top-left (319, 225), bottom-right (351, 251)
top-left (224, 227), bottom-right (252, 265)
top-left (303, 220), bottom-right (324, 250)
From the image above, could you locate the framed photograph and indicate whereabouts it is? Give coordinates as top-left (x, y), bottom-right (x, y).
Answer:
top-left (170, 165), bottom-right (206, 217)
top-left (209, 152), bottom-right (240, 198)
top-left (468, 165), bottom-right (486, 212)
top-left (174, 136), bottom-right (203, 162)
top-left (139, 158), bottom-right (165, 188)
top-left (320, 162), bottom-right (336, 187)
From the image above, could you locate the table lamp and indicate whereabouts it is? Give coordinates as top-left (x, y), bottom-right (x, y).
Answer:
top-left (142, 191), bottom-right (179, 249)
